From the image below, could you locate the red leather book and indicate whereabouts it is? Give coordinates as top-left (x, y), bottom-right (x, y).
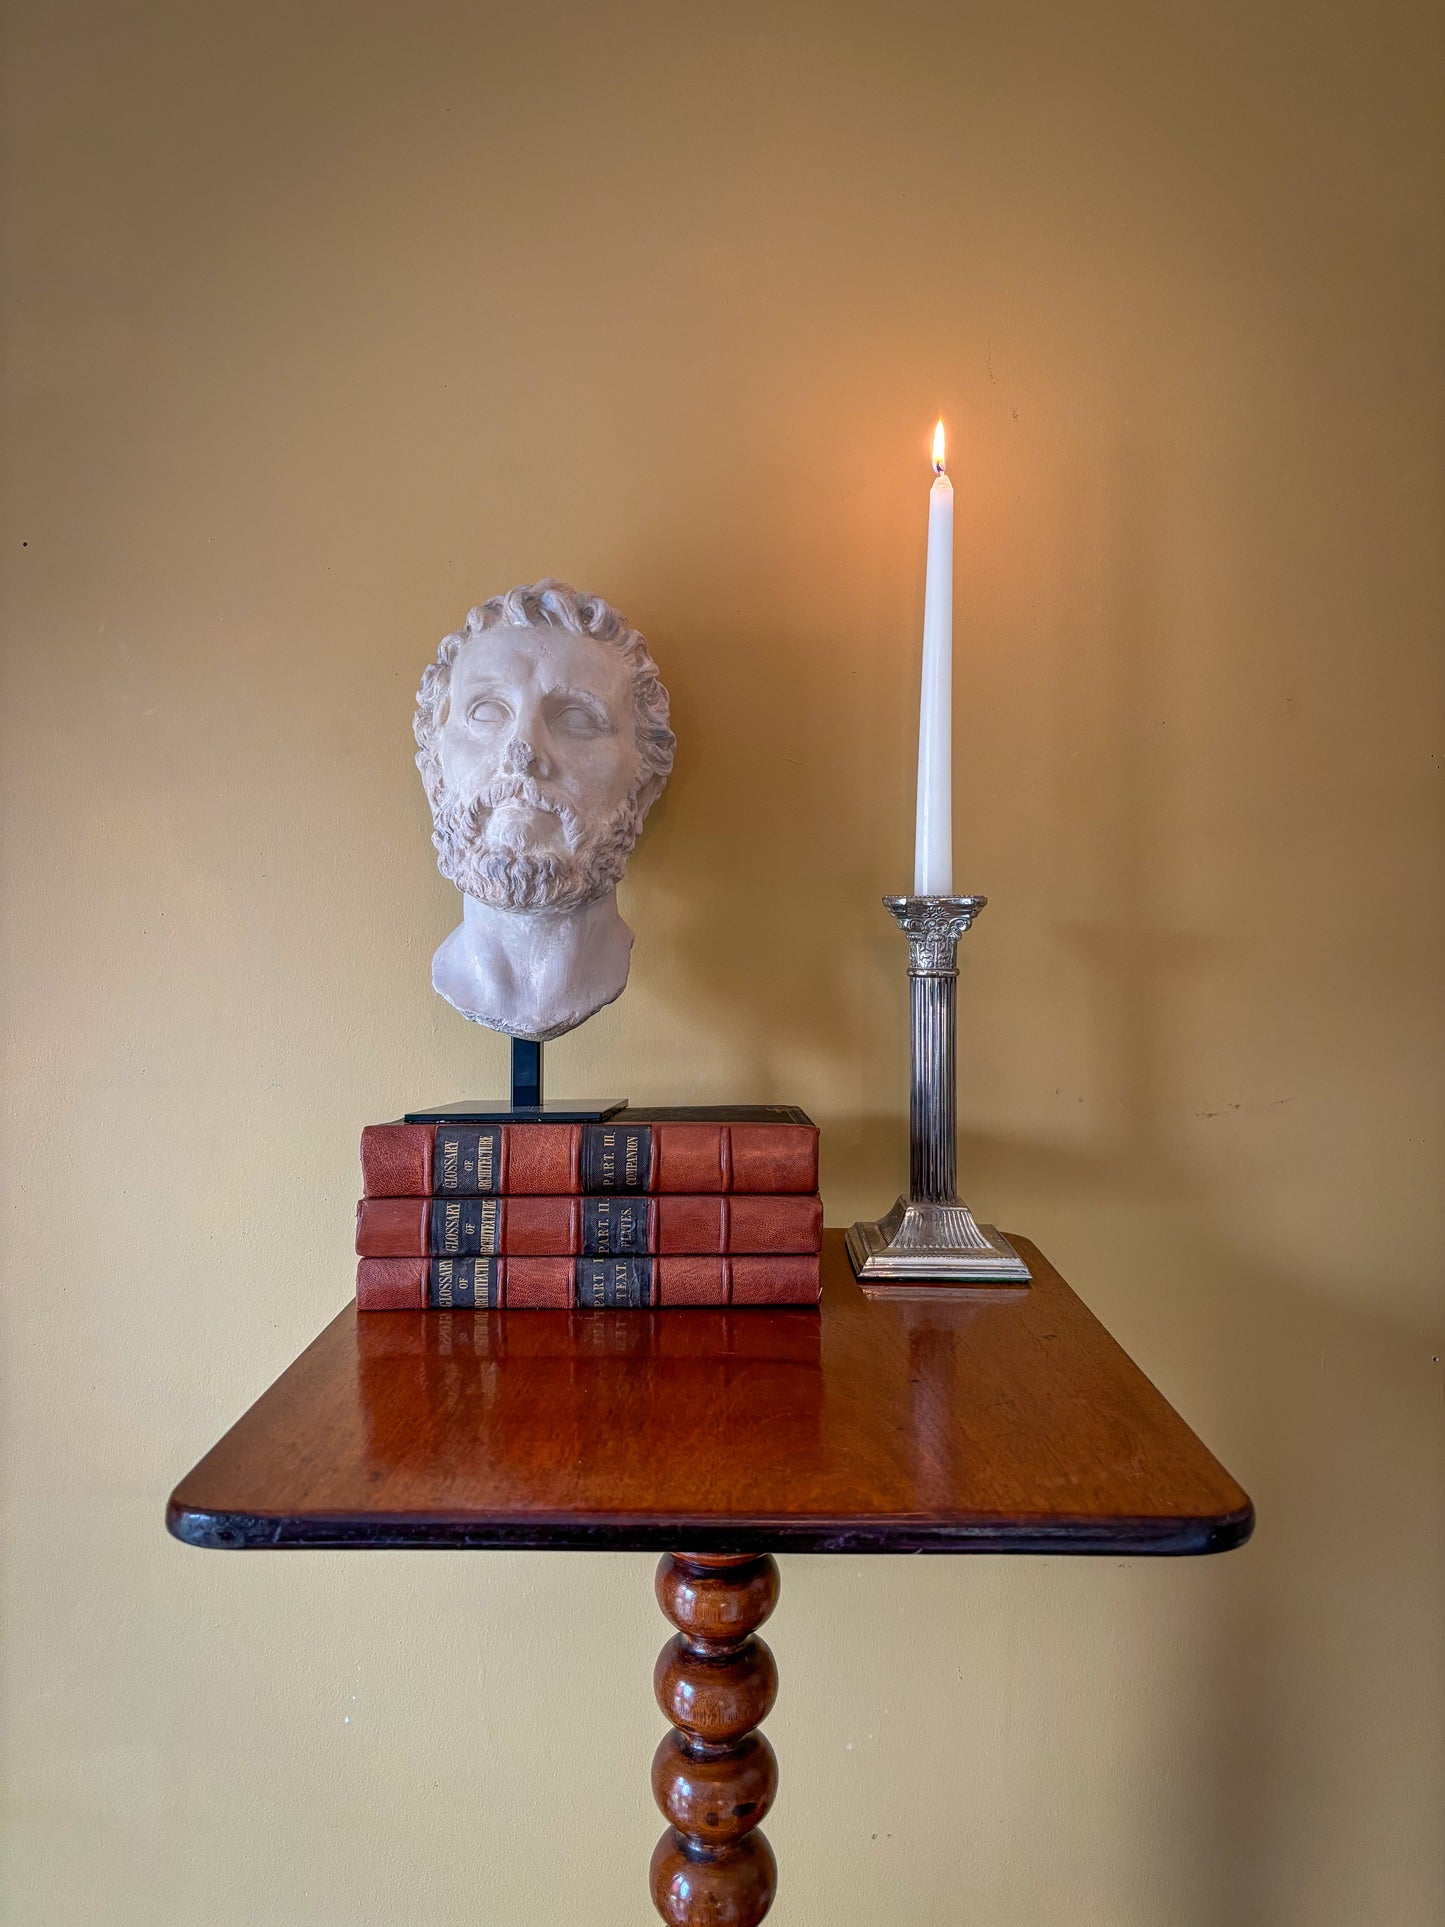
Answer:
top-left (360, 1107), bottom-right (818, 1199)
top-left (356, 1192), bottom-right (823, 1258)
top-left (355, 1252), bottom-right (822, 1310)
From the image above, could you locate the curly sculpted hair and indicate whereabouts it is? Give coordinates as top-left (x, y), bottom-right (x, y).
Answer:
top-left (414, 579), bottom-right (675, 811)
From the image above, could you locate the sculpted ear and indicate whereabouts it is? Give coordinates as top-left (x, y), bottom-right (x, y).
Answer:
top-left (635, 769), bottom-right (666, 818)
top-left (437, 693), bottom-right (450, 728)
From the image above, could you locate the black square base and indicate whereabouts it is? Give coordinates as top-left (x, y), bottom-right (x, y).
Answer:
top-left (402, 1099), bottom-right (628, 1124)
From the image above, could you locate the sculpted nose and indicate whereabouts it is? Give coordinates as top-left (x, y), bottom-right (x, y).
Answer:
top-left (502, 734), bottom-right (553, 781)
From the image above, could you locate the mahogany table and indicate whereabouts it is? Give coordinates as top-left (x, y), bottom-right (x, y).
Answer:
top-left (168, 1229), bottom-right (1252, 1924)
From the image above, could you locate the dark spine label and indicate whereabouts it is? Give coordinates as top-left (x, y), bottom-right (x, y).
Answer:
top-left (576, 1257), bottom-right (653, 1308)
top-left (579, 1124), bottom-right (652, 1194)
top-left (581, 1197), bottom-right (649, 1255)
top-left (427, 1257), bottom-right (500, 1308)
top-left (427, 1198), bottom-right (500, 1255)
top-left (432, 1125), bottom-right (503, 1196)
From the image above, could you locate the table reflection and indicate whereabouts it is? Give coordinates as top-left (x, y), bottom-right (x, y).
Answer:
top-left (354, 1308), bottom-right (825, 1492)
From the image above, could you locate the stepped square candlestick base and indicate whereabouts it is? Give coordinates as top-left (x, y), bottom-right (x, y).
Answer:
top-left (849, 894), bottom-right (1032, 1287)
top-left (846, 1196), bottom-right (1031, 1285)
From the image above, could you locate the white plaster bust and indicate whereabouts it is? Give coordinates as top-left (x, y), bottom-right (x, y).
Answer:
top-left (414, 580), bottom-right (675, 1041)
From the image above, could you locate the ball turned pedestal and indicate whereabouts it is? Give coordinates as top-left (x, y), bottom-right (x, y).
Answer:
top-left (650, 1553), bottom-right (781, 1926)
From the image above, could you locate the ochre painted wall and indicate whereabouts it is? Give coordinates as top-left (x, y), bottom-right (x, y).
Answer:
top-left (3, 3), bottom-right (1442, 1922)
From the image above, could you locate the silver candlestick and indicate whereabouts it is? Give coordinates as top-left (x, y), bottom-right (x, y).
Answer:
top-left (846, 895), bottom-right (1031, 1284)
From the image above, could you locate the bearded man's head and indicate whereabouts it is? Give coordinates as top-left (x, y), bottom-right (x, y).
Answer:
top-left (414, 581), bottom-right (675, 913)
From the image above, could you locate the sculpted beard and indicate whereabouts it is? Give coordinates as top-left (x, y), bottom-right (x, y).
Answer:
top-left (430, 774), bottom-right (646, 912)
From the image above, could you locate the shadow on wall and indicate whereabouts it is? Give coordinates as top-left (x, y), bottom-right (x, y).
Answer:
top-left (623, 662), bottom-right (896, 1097)
top-left (985, 427), bottom-right (1434, 1924)
top-left (604, 495), bottom-right (913, 1106)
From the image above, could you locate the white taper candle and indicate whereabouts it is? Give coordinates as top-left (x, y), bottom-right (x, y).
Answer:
top-left (914, 420), bottom-right (954, 895)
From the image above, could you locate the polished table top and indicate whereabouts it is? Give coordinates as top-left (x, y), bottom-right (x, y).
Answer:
top-left (168, 1230), bottom-right (1252, 1556)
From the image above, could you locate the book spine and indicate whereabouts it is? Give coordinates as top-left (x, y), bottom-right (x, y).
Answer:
top-left (360, 1122), bottom-right (819, 1198)
top-left (355, 1252), bottom-right (821, 1309)
top-left (355, 1193), bottom-right (824, 1259)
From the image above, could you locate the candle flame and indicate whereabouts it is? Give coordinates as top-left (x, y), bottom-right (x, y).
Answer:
top-left (932, 419), bottom-right (947, 473)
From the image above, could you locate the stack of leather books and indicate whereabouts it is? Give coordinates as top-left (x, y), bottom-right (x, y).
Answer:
top-left (355, 1106), bottom-right (822, 1309)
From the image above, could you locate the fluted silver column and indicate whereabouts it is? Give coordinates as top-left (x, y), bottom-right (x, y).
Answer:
top-left (910, 962), bottom-right (958, 1203)
top-left (846, 895), bottom-right (1031, 1285)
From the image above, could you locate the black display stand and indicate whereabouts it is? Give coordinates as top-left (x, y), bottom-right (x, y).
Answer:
top-left (510, 1037), bottom-right (543, 1109)
top-left (403, 1039), bottom-right (626, 1126)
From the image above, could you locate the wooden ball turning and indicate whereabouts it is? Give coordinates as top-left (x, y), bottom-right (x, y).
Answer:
top-left (654, 1633), bottom-right (778, 1745)
top-left (651, 1730), bottom-right (778, 1846)
top-left (649, 1829), bottom-right (779, 1927)
top-left (657, 1553), bottom-right (780, 1648)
